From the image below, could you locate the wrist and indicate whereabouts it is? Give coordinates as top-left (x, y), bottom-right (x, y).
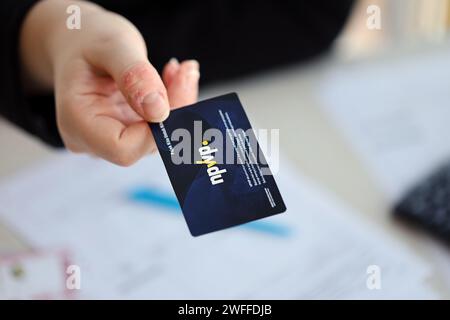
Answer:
top-left (20, 0), bottom-right (104, 91)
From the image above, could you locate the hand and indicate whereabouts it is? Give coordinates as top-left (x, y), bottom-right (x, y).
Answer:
top-left (20, 0), bottom-right (200, 166)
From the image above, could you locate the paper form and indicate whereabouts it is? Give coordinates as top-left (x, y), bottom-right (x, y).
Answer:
top-left (0, 152), bottom-right (436, 299)
top-left (0, 250), bottom-right (70, 299)
top-left (319, 46), bottom-right (450, 294)
top-left (319, 47), bottom-right (450, 203)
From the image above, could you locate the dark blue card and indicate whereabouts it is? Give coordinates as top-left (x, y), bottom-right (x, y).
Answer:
top-left (150, 93), bottom-right (286, 236)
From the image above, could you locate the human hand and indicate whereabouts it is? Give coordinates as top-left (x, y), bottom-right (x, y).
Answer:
top-left (20, 0), bottom-right (200, 165)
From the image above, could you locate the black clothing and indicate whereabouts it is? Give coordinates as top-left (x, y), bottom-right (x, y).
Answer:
top-left (0, 0), bottom-right (354, 147)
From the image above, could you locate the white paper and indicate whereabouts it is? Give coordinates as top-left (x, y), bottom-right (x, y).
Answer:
top-left (318, 46), bottom-right (450, 294)
top-left (0, 251), bottom-right (69, 299)
top-left (319, 47), bottom-right (450, 203)
top-left (0, 152), bottom-right (436, 299)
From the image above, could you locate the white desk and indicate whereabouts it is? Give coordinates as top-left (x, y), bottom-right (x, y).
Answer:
top-left (1, 50), bottom-right (449, 298)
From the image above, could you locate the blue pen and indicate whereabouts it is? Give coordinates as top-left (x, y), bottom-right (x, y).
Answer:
top-left (128, 186), bottom-right (291, 237)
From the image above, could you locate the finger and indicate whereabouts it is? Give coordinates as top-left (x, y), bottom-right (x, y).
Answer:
top-left (81, 115), bottom-right (154, 166)
top-left (84, 23), bottom-right (170, 122)
top-left (167, 60), bottom-right (200, 109)
top-left (162, 58), bottom-right (180, 87)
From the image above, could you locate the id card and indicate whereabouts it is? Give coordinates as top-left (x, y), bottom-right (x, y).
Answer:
top-left (150, 93), bottom-right (286, 236)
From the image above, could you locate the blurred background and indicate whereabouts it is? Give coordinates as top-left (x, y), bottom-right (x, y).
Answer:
top-left (339, 0), bottom-right (450, 57)
top-left (1, 0), bottom-right (450, 299)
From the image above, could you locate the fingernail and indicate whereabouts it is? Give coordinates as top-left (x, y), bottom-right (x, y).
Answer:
top-left (186, 59), bottom-right (200, 71)
top-left (169, 57), bottom-right (179, 65)
top-left (186, 69), bottom-right (200, 82)
top-left (142, 92), bottom-right (169, 121)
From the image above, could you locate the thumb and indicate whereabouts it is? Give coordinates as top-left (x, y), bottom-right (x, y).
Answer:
top-left (85, 31), bottom-right (170, 122)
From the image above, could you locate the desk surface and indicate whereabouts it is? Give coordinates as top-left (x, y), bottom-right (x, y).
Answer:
top-left (1, 51), bottom-right (449, 298)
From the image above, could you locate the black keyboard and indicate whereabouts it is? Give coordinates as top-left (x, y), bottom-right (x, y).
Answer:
top-left (394, 161), bottom-right (450, 242)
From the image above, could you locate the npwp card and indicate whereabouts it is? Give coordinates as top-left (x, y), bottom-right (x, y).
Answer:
top-left (150, 93), bottom-right (286, 236)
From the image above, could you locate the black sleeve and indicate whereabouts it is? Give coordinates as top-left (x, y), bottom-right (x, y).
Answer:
top-left (0, 0), bottom-right (354, 147)
top-left (0, 0), bottom-right (64, 147)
